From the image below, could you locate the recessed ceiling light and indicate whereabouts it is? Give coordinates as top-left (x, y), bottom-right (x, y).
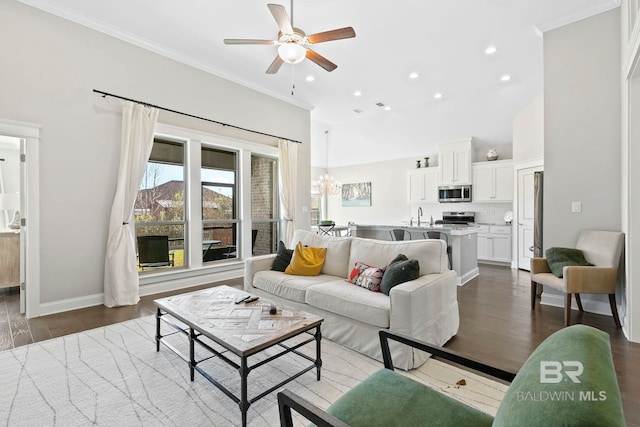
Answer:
top-left (485, 46), bottom-right (498, 55)
top-left (409, 72), bottom-right (419, 79)
top-left (384, 106), bottom-right (391, 111)
top-left (501, 74), bottom-right (511, 82)
top-left (434, 92), bottom-right (443, 99)
top-left (353, 90), bottom-right (362, 97)
top-left (306, 75), bottom-right (315, 82)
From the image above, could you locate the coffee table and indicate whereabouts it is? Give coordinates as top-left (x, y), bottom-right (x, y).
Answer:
top-left (154, 285), bottom-right (324, 426)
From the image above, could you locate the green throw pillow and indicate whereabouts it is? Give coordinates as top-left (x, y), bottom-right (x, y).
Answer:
top-left (271, 241), bottom-right (294, 272)
top-left (545, 247), bottom-right (593, 278)
top-left (380, 254), bottom-right (420, 295)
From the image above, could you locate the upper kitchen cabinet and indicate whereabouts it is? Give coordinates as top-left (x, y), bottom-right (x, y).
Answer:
top-left (408, 167), bottom-right (439, 203)
top-left (438, 139), bottom-right (473, 185)
top-left (472, 160), bottom-right (514, 202)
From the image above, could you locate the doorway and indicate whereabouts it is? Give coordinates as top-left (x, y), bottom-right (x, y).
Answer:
top-left (0, 136), bottom-right (21, 312)
top-left (0, 120), bottom-right (40, 318)
top-left (516, 165), bottom-right (543, 270)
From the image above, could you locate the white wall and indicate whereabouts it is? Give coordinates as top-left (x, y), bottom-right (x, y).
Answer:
top-left (621, 0), bottom-right (640, 342)
top-left (542, 8), bottom-right (621, 313)
top-left (543, 9), bottom-right (621, 247)
top-left (512, 94), bottom-right (544, 163)
top-left (0, 1), bottom-right (311, 309)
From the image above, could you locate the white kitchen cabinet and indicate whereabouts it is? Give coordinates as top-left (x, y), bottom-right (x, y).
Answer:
top-left (477, 224), bottom-right (512, 263)
top-left (408, 168), bottom-right (439, 203)
top-left (438, 139), bottom-right (473, 185)
top-left (472, 160), bottom-right (513, 202)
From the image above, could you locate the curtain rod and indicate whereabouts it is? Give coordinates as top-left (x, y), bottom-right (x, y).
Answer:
top-left (93, 89), bottom-right (302, 144)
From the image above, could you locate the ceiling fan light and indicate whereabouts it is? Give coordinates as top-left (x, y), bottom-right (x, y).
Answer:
top-left (278, 43), bottom-right (306, 64)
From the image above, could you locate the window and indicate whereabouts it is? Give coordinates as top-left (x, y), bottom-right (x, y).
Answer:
top-left (135, 138), bottom-right (186, 271)
top-left (201, 146), bottom-right (238, 262)
top-left (135, 126), bottom-right (280, 275)
top-left (251, 155), bottom-right (279, 255)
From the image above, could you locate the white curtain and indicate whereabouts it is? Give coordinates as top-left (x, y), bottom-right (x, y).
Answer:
top-left (278, 139), bottom-right (298, 246)
top-left (104, 101), bottom-right (159, 307)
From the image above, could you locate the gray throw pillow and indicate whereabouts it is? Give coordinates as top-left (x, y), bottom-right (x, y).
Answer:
top-left (380, 254), bottom-right (420, 295)
top-left (271, 241), bottom-right (294, 272)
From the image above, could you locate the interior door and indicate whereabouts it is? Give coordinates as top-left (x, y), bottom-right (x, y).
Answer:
top-left (517, 166), bottom-right (543, 270)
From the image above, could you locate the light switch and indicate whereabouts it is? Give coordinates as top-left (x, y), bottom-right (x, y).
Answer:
top-left (571, 202), bottom-right (582, 213)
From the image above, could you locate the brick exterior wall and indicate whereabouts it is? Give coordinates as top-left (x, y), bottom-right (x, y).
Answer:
top-left (251, 156), bottom-right (278, 255)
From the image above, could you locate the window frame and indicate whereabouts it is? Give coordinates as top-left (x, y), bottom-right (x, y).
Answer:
top-left (136, 123), bottom-right (279, 282)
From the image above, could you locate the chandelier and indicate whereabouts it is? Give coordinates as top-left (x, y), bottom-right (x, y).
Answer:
top-left (312, 172), bottom-right (341, 195)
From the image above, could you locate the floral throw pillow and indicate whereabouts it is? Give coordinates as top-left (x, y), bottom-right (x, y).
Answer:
top-left (347, 262), bottom-right (385, 292)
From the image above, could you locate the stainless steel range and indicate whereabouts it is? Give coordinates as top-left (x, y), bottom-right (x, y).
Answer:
top-left (435, 211), bottom-right (475, 227)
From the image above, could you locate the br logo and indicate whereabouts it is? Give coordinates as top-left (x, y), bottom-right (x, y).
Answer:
top-left (540, 361), bottom-right (584, 383)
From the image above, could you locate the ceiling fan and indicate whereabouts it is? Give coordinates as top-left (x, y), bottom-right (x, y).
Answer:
top-left (223, 3), bottom-right (356, 74)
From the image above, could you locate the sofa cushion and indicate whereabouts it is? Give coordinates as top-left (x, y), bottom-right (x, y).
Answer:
top-left (306, 281), bottom-right (390, 328)
top-left (349, 237), bottom-right (446, 276)
top-left (380, 257), bottom-right (420, 295)
top-left (545, 247), bottom-right (593, 277)
top-left (271, 241), bottom-right (293, 272)
top-left (291, 229), bottom-right (351, 278)
top-left (285, 242), bottom-right (326, 276)
top-left (348, 262), bottom-right (385, 292)
top-left (327, 368), bottom-right (494, 427)
top-left (253, 270), bottom-right (340, 303)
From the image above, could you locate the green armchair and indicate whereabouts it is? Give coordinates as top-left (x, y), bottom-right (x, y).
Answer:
top-left (278, 325), bottom-right (624, 426)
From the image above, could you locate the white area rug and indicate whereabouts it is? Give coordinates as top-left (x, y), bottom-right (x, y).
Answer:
top-left (0, 316), bottom-right (507, 426)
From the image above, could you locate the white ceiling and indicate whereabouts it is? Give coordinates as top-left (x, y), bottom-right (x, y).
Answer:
top-left (18, 0), bottom-right (619, 164)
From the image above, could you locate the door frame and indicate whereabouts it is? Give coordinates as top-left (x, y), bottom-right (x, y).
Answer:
top-left (513, 158), bottom-right (544, 270)
top-left (0, 119), bottom-right (41, 318)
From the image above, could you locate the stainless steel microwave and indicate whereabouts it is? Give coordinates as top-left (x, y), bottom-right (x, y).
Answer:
top-left (438, 185), bottom-right (472, 203)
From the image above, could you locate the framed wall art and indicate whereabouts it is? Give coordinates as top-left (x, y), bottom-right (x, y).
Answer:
top-left (341, 182), bottom-right (371, 207)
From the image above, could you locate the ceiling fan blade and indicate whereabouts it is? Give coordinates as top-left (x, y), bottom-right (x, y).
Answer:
top-left (307, 27), bottom-right (356, 44)
top-left (224, 39), bottom-right (276, 45)
top-left (267, 4), bottom-right (293, 34)
top-left (306, 49), bottom-right (337, 72)
top-left (266, 55), bottom-right (285, 74)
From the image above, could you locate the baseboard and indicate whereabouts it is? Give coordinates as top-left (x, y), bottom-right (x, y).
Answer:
top-left (37, 267), bottom-right (243, 317)
top-left (458, 267), bottom-right (479, 286)
top-left (540, 294), bottom-right (615, 318)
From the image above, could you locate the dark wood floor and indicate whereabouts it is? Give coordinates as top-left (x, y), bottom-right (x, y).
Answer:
top-left (1, 266), bottom-right (639, 425)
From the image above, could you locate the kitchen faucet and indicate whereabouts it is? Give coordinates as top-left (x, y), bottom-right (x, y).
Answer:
top-left (417, 207), bottom-right (423, 226)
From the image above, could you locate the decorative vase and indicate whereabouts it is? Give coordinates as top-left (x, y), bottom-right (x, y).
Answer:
top-left (487, 149), bottom-right (498, 161)
top-left (416, 160), bottom-right (421, 168)
top-left (424, 157), bottom-right (430, 167)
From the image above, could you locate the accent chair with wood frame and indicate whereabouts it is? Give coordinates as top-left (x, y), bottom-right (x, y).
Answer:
top-left (530, 230), bottom-right (624, 327)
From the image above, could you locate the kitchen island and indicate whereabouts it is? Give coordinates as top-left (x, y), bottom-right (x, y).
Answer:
top-left (350, 224), bottom-right (479, 286)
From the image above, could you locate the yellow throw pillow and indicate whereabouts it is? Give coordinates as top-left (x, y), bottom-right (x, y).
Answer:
top-left (284, 242), bottom-right (327, 276)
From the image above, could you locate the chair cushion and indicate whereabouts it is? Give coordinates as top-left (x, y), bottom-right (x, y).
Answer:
top-left (545, 247), bottom-right (592, 277)
top-left (285, 243), bottom-right (326, 276)
top-left (493, 325), bottom-right (625, 427)
top-left (327, 368), bottom-right (494, 427)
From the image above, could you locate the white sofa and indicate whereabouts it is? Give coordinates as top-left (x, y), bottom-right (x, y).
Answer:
top-left (244, 229), bottom-right (460, 370)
